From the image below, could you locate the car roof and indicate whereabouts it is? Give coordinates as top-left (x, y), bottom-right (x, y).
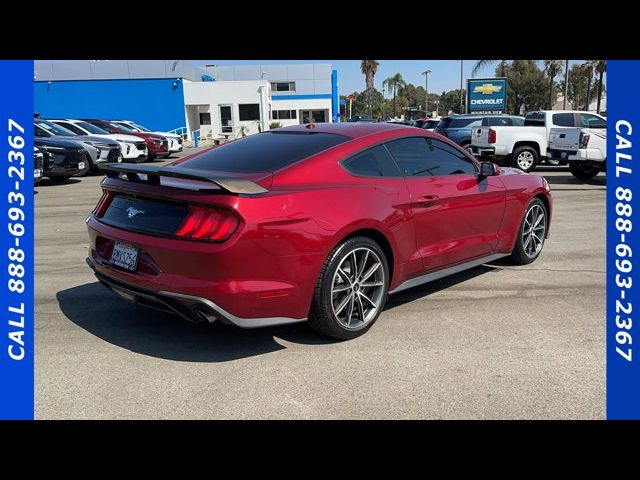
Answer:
top-left (275, 122), bottom-right (413, 138)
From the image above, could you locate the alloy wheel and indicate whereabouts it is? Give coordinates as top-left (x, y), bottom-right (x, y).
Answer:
top-left (517, 151), bottom-right (535, 170)
top-left (522, 204), bottom-right (546, 258)
top-left (331, 247), bottom-right (386, 330)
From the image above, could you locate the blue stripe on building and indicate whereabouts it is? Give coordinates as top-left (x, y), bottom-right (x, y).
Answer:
top-left (35, 78), bottom-right (186, 132)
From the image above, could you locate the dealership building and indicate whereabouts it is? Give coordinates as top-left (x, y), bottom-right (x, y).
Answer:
top-left (34, 60), bottom-right (340, 139)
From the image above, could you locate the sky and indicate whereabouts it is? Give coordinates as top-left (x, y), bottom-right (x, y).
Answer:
top-left (194, 60), bottom-right (591, 98)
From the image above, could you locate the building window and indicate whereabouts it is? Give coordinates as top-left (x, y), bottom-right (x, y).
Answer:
top-left (239, 104), bottom-right (261, 121)
top-left (270, 82), bottom-right (296, 92)
top-left (199, 113), bottom-right (211, 125)
top-left (272, 110), bottom-right (297, 120)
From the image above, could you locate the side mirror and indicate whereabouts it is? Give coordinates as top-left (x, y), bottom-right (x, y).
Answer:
top-left (480, 161), bottom-right (499, 177)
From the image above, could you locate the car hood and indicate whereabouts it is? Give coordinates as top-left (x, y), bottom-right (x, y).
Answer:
top-left (52, 135), bottom-right (119, 147)
top-left (35, 137), bottom-right (86, 149)
top-left (499, 166), bottom-right (528, 176)
top-left (92, 134), bottom-right (147, 143)
top-left (149, 131), bottom-right (179, 139)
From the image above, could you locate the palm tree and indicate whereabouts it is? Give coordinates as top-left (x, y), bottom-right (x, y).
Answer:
top-left (360, 60), bottom-right (379, 118)
top-left (382, 73), bottom-right (407, 118)
top-left (584, 61), bottom-right (595, 111)
top-left (543, 60), bottom-right (564, 109)
top-left (592, 60), bottom-right (607, 114)
top-left (471, 60), bottom-right (509, 77)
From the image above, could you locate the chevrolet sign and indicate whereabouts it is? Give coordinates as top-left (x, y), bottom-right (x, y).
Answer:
top-left (467, 78), bottom-right (507, 114)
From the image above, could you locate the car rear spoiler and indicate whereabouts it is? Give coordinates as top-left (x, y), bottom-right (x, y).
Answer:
top-left (101, 163), bottom-right (268, 195)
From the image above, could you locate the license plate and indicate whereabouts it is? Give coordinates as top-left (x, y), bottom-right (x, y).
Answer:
top-left (79, 162), bottom-right (86, 170)
top-left (110, 241), bottom-right (140, 272)
top-left (34, 169), bottom-right (42, 178)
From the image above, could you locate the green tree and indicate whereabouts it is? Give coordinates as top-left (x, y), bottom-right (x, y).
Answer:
top-left (360, 60), bottom-right (379, 118)
top-left (543, 60), bottom-right (564, 109)
top-left (567, 63), bottom-right (600, 110)
top-left (351, 89), bottom-right (385, 119)
top-left (501, 60), bottom-right (547, 114)
top-left (382, 73), bottom-right (407, 117)
top-left (472, 60), bottom-right (509, 77)
top-left (439, 89), bottom-right (465, 115)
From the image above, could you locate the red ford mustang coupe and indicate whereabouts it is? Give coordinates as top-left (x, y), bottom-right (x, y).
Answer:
top-left (86, 123), bottom-right (552, 339)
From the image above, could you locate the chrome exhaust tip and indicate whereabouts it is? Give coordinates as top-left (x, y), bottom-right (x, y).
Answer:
top-left (193, 308), bottom-right (217, 324)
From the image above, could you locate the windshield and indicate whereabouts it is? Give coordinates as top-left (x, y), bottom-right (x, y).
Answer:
top-left (35, 120), bottom-right (77, 136)
top-left (110, 121), bottom-right (136, 131)
top-left (130, 122), bottom-right (151, 132)
top-left (75, 121), bottom-right (110, 134)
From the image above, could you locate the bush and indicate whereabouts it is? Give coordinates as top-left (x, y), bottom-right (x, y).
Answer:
top-left (269, 121), bottom-right (283, 129)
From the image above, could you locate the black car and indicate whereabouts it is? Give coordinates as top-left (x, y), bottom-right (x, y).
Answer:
top-left (35, 137), bottom-right (90, 182)
top-left (35, 119), bottom-right (122, 173)
top-left (34, 147), bottom-right (44, 185)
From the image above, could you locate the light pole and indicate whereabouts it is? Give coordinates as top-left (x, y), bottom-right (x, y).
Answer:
top-left (459, 60), bottom-right (464, 114)
top-left (422, 69), bottom-right (432, 117)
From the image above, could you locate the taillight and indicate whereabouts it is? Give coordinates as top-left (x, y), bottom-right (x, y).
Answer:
top-left (93, 191), bottom-right (113, 218)
top-left (174, 206), bottom-right (239, 242)
top-left (579, 132), bottom-right (590, 149)
top-left (488, 128), bottom-right (496, 144)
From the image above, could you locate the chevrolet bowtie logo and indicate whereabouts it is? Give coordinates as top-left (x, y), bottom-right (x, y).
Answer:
top-left (474, 83), bottom-right (502, 95)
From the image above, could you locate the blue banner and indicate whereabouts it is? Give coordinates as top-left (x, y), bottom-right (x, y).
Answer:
top-left (607, 60), bottom-right (640, 419)
top-left (467, 78), bottom-right (507, 113)
top-left (0, 60), bottom-right (34, 419)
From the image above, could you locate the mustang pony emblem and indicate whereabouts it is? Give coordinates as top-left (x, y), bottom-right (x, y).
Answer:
top-left (126, 207), bottom-right (145, 219)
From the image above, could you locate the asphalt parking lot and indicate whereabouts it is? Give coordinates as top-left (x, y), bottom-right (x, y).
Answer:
top-left (35, 151), bottom-right (606, 419)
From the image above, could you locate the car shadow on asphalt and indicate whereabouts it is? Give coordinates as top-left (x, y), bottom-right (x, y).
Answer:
top-left (542, 174), bottom-right (606, 189)
top-left (57, 265), bottom-right (497, 363)
top-left (384, 265), bottom-right (496, 309)
top-left (56, 282), bottom-right (336, 363)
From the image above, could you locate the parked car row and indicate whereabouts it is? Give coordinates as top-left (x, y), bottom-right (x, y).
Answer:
top-left (33, 116), bottom-right (183, 182)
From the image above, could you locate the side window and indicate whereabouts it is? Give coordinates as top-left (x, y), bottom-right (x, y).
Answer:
top-left (578, 113), bottom-right (606, 128)
top-left (552, 113), bottom-right (575, 127)
top-left (425, 137), bottom-right (477, 175)
top-left (385, 137), bottom-right (477, 177)
top-left (385, 137), bottom-right (431, 176)
top-left (342, 145), bottom-right (401, 177)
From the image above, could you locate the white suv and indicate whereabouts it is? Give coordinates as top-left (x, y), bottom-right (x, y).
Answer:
top-left (112, 120), bottom-right (183, 153)
top-left (49, 119), bottom-right (149, 163)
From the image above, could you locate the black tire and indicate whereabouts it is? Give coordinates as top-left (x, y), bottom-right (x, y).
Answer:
top-left (510, 146), bottom-right (539, 172)
top-left (308, 236), bottom-right (389, 340)
top-left (569, 162), bottom-right (599, 180)
top-left (509, 197), bottom-right (548, 265)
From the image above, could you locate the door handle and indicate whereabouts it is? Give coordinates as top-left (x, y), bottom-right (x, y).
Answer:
top-left (414, 195), bottom-right (440, 208)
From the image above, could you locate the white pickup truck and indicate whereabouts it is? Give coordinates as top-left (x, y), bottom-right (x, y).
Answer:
top-left (547, 124), bottom-right (606, 180)
top-left (470, 110), bottom-right (607, 172)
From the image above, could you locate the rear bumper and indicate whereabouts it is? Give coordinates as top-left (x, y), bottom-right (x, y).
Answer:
top-left (472, 146), bottom-right (496, 157)
top-left (87, 257), bottom-right (306, 328)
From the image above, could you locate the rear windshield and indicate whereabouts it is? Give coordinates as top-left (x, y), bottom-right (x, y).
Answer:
top-left (524, 112), bottom-right (545, 126)
top-left (179, 131), bottom-right (350, 173)
top-left (481, 116), bottom-right (525, 126)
